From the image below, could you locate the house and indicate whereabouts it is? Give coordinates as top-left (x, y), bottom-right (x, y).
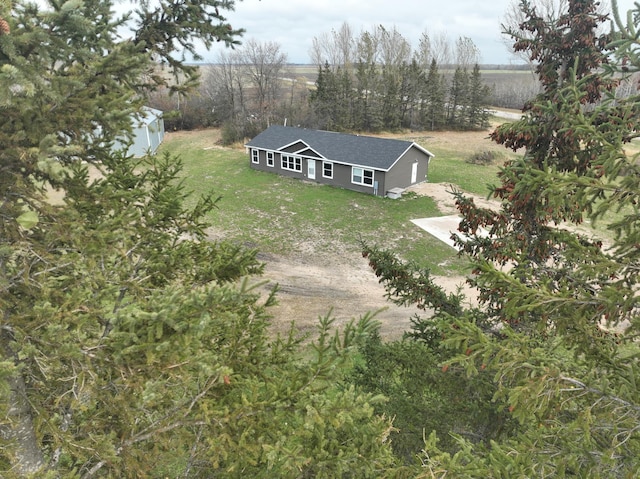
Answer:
top-left (117, 107), bottom-right (165, 157)
top-left (244, 126), bottom-right (434, 197)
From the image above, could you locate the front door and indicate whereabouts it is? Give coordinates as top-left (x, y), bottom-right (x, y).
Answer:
top-left (411, 162), bottom-right (418, 184)
top-left (308, 159), bottom-right (316, 180)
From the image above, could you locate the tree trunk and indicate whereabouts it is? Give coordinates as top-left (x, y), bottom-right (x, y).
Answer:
top-left (1, 333), bottom-right (45, 475)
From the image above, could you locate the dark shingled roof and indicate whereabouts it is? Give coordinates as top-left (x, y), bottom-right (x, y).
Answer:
top-left (245, 125), bottom-right (432, 171)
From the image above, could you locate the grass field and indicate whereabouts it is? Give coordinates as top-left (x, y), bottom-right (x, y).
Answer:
top-left (160, 123), bottom-right (632, 277)
top-left (282, 64), bottom-right (533, 81)
top-left (405, 140), bottom-right (506, 195)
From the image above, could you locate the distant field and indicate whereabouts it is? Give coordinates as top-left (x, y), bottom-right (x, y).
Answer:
top-left (285, 64), bottom-right (319, 81)
top-left (281, 64), bottom-right (534, 84)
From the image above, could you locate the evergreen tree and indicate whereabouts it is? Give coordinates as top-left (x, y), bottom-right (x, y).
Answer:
top-left (350, 325), bottom-right (516, 463)
top-left (335, 65), bottom-right (356, 130)
top-left (466, 63), bottom-right (492, 129)
top-left (447, 66), bottom-right (470, 129)
top-left (398, 60), bottom-right (425, 129)
top-left (380, 64), bottom-right (403, 130)
top-left (310, 61), bottom-right (339, 130)
top-left (421, 59), bottom-right (447, 130)
top-left (359, 0), bottom-right (640, 475)
top-left (1, 2), bottom-right (402, 476)
top-left (354, 60), bottom-right (384, 132)
top-left (309, 62), bottom-right (355, 131)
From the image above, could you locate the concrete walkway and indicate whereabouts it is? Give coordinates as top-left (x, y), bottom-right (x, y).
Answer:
top-left (411, 216), bottom-right (462, 249)
top-left (412, 215), bottom-right (488, 249)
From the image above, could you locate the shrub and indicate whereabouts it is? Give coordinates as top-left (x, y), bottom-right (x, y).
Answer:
top-left (466, 150), bottom-right (502, 166)
top-left (220, 120), bottom-right (264, 145)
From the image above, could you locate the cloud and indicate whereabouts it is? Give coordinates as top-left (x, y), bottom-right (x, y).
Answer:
top-left (218, 0), bottom-right (516, 64)
top-left (78, 0), bottom-right (640, 65)
top-left (214, 0), bottom-right (639, 64)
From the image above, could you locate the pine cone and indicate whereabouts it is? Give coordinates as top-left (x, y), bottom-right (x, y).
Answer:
top-left (0, 18), bottom-right (9, 35)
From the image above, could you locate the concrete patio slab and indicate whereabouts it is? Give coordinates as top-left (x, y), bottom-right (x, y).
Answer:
top-left (411, 216), bottom-right (461, 249)
top-left (411, 215), bottom-right (487, 249)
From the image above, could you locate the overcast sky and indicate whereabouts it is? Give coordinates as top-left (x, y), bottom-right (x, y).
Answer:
top-left (200, 0), bottom-right (638, 65)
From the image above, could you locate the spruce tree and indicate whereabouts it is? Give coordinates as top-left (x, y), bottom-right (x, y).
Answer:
top-left (360, 0), bottom-right (640, 474)
top-left (309, 61), bottom-right (349, 130)
top-left (422, 59), bottom-right (447, 130)
top-left (466, 63), bottom-right (492, 129)
top-left (309, 62), bottom-right (334, 129)
top-left (333, 65), bottom-right (355, 130)
top-left (380, 63), bottom-right (403, 130)
top-left (447, 66), bottom-right (470, 129)
top-left (398, 60), bottom-right (425, 129)
top-left (1, 2), bottom-right (402, 476)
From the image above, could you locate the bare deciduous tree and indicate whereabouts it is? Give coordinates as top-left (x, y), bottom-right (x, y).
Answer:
top-left (309, 21), bottom-right (355, 69)
top-left (455, 36), bottom-right (481, 68)
top-left (237, 38), bottom-right (288, 122)
top-left (431, 31), bottom-right (453, 66)
top-left (334, 22), bottom-right (356, 67)
top-left (413, 31), bottom-right (432, 69)
top-left (310, 31), bottom-right (339, 68)
top-left (202, 38), bottom-right (288, 131)
top-left (378, 25), bottom-right (411, 67)
top-left (203, 49), bottom-right (247, 123)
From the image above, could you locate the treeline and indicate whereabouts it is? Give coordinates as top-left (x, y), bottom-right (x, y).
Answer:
top-left (309, 60), bottom-right (491, 132)
top-left (148, 24), bottom-right (494, 143)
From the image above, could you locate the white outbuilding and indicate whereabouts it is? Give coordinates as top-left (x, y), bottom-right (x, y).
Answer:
top-left (121, 106), bottom-right (165, 157)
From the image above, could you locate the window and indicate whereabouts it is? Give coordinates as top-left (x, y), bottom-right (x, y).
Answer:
top-left (281, 155), bottom-right (302, 172)
top-left (322, 161), bottom-right (333, 178)
top-left (352, 167), bottom-right (374, 186)
top-left (267, 152), bottom-right (274, 167)
top-left (251, 149), bottom-right (259, 164)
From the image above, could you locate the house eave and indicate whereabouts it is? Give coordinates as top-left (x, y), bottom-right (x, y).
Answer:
top-left (411, 142), bottom-right (435, 158)
top-left (384, 142), bottom-right (435, 171)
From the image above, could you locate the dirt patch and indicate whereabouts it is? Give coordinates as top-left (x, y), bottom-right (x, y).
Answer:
top-left (254, 245), bottom-right (478, 341)
top-left (255, 250), bottom-right (423, 340)
top-left (407, 182), bottom-right (498, 215)
top-left (252, 177), bottom-right (607, 340)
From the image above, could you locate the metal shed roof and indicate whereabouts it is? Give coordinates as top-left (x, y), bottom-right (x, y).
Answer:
top-left (134, 106), bottom-right (163, 127)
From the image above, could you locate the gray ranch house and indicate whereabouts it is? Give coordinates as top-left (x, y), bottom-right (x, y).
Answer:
top-left (245, 125), bottom-right (434, 197)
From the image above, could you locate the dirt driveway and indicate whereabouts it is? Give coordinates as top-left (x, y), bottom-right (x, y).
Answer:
top-left (257, 250), bottom-right (424, 340)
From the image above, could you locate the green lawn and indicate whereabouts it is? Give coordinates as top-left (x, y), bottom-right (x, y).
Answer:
top-left (159, 132), bottom-right (486, 276)
top-left (425, 145), bottom-right (502, 196)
